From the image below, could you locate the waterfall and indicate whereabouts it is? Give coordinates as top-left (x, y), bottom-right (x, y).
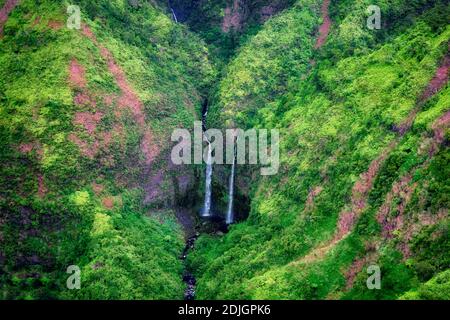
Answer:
top-left (225, 144), bottom-right (236, 225)
top-left (168, 1), bottom-right (178, 23)
top-left (202, 140), bottom-right (213, 217)
top-left (170, 8), bottom-right (178, 23)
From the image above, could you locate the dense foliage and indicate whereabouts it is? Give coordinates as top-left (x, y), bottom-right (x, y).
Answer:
top-left (0, 0), bottom-right (213, 299)
top-left (189, 0), bottom-right (450, 299)
top-left (1, 0), bottom-right (448, 300)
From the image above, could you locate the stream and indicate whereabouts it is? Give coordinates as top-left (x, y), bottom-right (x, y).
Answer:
top-left (180, 234), bottom-right (198, 300)
top-left (180, 98), bottom-right (238, 300)
top-left (179, 99), bottom-right (209, 300)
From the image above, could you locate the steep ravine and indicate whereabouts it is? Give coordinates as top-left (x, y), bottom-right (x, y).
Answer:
top-left (176, 0), bottom-right (333, 299)
top-left (1, 0), bottom-right (448, 301)
top-left (182, 0), bottom-right (449, 300)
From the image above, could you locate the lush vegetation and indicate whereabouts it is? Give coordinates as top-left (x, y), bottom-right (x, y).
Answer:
top-left (0, 0), bottom-right (213, 299)
top-left (188, 0), bottom-right (450, 299)
top-left (1, 0), bottom-right (448, 300)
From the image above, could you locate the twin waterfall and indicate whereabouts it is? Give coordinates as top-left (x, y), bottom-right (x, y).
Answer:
top-left (201, 100), bottom-right (235, 224)
top-left (201, 139), bottom-right (236, 224)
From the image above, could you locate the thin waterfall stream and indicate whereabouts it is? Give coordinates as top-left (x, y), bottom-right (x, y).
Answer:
top-left (202, 140), bottom-right (213, 217)
top-left (180, 233), bottom-right (198, 300)
top-left (180, 99), bottom-right (210, 300)
top-left (168, 0), bottom-right (178, 23)
top-left (180, 99), bottom-right (240, 299)
top-left (226, 138), bottom-right (236, 225)
top-left (201, 99), bottom-right (213, 218)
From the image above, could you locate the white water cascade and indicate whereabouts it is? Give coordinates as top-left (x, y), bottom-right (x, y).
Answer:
top-left (202, 139), bottom-right (213, 217)
top-left (225, 143), bottom-right (236, 225)
top-left (168, 1), bottom-right (178, 23)
top-left (170, 7), bottom-right (178, 23)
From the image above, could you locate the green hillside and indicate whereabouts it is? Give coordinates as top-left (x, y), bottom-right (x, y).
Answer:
top-left (189, 0), bottom-right (450, 299)
top-left (0, 0), bottom-right (448, 300)
top-left (0, 0), bottom-right (214, 299)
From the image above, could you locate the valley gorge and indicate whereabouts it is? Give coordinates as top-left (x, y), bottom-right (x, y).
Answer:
top-left (0, 0), bottom-right (449, 301)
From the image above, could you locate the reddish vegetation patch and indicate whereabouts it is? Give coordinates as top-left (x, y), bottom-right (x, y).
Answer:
top-left (335, 141), bottom-right (396, 239)
top-left (69, 130), bottom-right (114, 160)
top-left (260, 5), bottom-right (276, 22)
top-left (69, 59), bottom-right (87, 89)
top-left (305, 185), bottom-right (323, 210)
top-left (79, 24), bottom-right (159, 164)
top-left (94, 43), bottom-right (146, 127)
top-left (376, 175), bottom-right (415, 239)
top-left (141, 130), bottom-right (159, 165)
top-left (0, 0), bottom-right (20, 36)
top-left (345, 257), bottom-right (367, 290)
top-left (31, 16), bottom-right (41, 27)
top-left (101, 131), bottom-right (113, 148)
top-left (74, 112), bottom-right (104, 135)
top-left (107, 59), bottom-right (145, 127)
top-left (403, 210), bottom-right (447, 258)
top-left (81, 24), bottom-right (95, 40)
top-left (37, 174), bottom-right (47, 198)
top-left (69, 133), bottom-right (98, 159)
top-left (69, 57), bottom-right (118, 159)
top-left (344, 247), bottom-right (378, 290)
top-left (92, 182), bottom-right (104, 195)
top-left (47, 20), bottom-right (63, 30)
top-left (18, 141), bottom-right (42, 158)
top-left (376, 109), bottom-right (450, 258)
top-left (74, 92), bottom-right (96, 107)
top-left (420, 54), bottom-right (450, 102)
top-left (112, 123), bottom-right (124, 141)
top-left (396, 109), bottom-right (420, 136)
top-left (103, 94), bottom-right (116, 106)
top-left (376, 171), bottom-right (447, 258)
top-left (397, 53), bottom-right (449, 134)
top-left (222, 0), bottom-right (244, 33)
top-left (144, 170), bottom-right (165, 204)
top-left (314, 0), bottom-right (331, 49)
top-left (430, 110), bottom-right (450, 156)
top-left (18, 143), bottom-right (34, 154)
top-left (102, 197), bottom-right (114, 209)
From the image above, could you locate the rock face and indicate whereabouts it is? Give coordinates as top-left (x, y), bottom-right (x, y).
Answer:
top-left (222, 0), bottom-right (247, 33)
top-left (143, 159), bottom-right (197, 209)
